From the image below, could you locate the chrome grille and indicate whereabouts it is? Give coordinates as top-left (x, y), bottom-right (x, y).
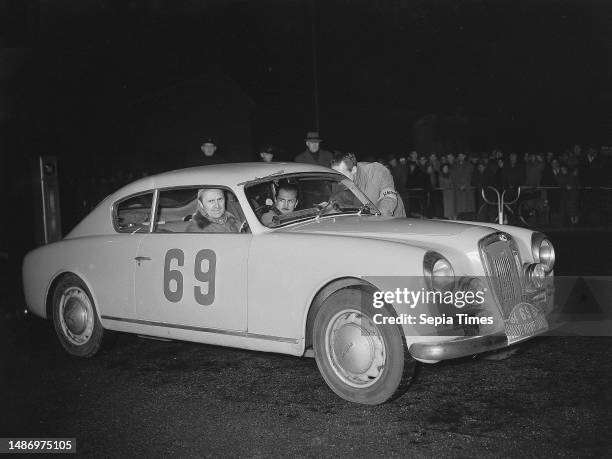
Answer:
top-left (480, 234), bottom-right (524, 318)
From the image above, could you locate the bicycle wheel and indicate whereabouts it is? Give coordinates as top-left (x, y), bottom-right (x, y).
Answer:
top-left (477, 203), bottom-right (495, 222)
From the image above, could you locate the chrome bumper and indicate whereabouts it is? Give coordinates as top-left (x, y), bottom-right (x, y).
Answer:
top-left (409, 334), bottom-right (509, 361)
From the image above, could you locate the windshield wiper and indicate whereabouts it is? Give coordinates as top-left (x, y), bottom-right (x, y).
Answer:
top-left (314, 201), bottom-right (378, 219)
top-left (273, 202), bottom-right (377, 226)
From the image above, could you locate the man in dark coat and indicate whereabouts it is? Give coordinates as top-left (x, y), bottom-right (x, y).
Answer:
top-left (404, 161), bottom-right (430, 216)
top-left (579, 147), bottom-right (603, 187)
top-left (294, 131), bottom-right (333, 167)
top-left (502, 153), bottom-right (526, 188)
top-left (541, 159), bottom-right (563, 225)
top-left (450, 152), bottom-right (475, 217)
top-left (187, 137), bottom-right (227, 167)
top-left (541, 158), bottom-right (562, 187)
top-left (579, 147), bottom-right (607, 224)
top-left (525, 153), bottom-right (545, 187)
top-left (406, 161), bottom-right (429, 190)
top-left (471, 161), bottom-right (495, 214)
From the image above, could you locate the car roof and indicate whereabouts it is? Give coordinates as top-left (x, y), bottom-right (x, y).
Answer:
top-left (117, 162), bottom-right (339, 196)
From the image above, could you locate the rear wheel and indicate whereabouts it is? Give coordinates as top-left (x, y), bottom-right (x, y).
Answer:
top-left (313, 288), bottom-right (415, 404)
top-left (52, 274), bottom-right (108, 357)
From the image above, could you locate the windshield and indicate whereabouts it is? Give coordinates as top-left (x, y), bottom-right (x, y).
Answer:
top-left (244, 173), bottom-right (380, 227)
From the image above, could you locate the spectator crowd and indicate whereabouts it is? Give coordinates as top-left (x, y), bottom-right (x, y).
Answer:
top-left (65, 138), bottom-right (612, 231)
top-left (370, 144), bottom-right (612, 227)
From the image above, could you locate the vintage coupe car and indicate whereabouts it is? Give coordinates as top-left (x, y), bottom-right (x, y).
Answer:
top-left (22, 163), bottom-right (556, 404)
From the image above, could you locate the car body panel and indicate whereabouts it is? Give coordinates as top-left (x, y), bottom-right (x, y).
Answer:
top-left (133, 232), bottom-right (250, 332)
top-left (22, 234), bottom-right (145, 320)
top-left (247, 231), bottom-right (428, 341)
top-left (283, 216), bottom-right (538, 268)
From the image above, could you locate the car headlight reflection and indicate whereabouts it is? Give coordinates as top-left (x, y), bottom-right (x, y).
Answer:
top-left (532, 233), bottom-right (555, 273)
top-left (424, 252), bottom-right (455, 292)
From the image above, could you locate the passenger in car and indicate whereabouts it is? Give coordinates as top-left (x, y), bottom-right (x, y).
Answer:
top-left (259, 181), bottom-right (299, 226)
top-left (186, 188), bottom-right (240, 233)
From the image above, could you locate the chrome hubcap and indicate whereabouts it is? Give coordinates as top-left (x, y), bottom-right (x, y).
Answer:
top-left (59, 287), bottom-right (94, 345)
top-left (325, 309), bottom-right (386, 387)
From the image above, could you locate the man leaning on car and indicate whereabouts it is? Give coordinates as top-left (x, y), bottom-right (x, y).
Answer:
top-left (186, 188), bottom-right (240, 233)
top-left (331, 151), bottom-right (406, 217)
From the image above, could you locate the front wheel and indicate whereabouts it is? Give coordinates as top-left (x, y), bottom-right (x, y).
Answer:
top-left (52, 274), bottom-right (108, 357)
top-left (313, 288), bottom-right (415, 404)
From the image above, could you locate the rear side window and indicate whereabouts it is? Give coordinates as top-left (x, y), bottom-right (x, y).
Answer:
top-left (114, 192), bottom-right (154, 233)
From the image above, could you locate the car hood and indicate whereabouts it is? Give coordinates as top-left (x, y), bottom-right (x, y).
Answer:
top-left (280, 215), bottom-right (497, 251)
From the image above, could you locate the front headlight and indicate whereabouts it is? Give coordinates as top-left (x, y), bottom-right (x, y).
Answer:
top-left (531, 233), bottom-right (555, 273)
top-left (424, 251), bottom-right (455, 291)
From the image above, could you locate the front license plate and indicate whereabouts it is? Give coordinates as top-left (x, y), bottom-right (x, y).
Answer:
top-left (505, 302), bottom-right (549, 344)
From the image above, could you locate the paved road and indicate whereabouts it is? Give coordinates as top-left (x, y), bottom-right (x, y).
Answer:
top-left (1, 230), bottom-right (611, 457)
top-left (1, 317), bottom-right (611, 457)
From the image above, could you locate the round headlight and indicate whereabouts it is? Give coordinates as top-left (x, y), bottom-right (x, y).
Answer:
top-left (424, 252), bottom-right (455, 291)
top-left (432, 258), bottom-right (453, 277)
top-left (532, 234), bottom-right (555, 273)
top-left (538, 239), bottom-right (555, 272)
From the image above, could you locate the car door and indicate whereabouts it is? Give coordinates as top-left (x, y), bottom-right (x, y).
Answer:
top-left (94, 191), bottom-right (153, 320)
top-left (133, 187), bottom-right (250, 332)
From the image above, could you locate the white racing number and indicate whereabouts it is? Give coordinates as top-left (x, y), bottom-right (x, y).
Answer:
top-left (163, 248), bottom-right (217, 305)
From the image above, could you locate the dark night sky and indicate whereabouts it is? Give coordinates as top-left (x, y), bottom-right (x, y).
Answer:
top-left (3, 0), bottom-right (612, 159)
top-left (2, 0), bottom-right (612, 274)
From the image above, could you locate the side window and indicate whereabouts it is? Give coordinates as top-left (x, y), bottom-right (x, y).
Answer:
top-left (153, 188), bottom-right (198, 232)
top-left (114, 192), bottom-right (154, 233)
top-left (154, 187), bottom-right (249, 234)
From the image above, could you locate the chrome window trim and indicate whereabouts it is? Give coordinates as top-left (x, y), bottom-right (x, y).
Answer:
top-left (149, 188), bottom-right (159, 233)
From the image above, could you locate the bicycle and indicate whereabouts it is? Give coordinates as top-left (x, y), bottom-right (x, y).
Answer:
top-left (477, 186), bottom-right (521, 225)
top-left (477, 186), bottom-right (551, 227)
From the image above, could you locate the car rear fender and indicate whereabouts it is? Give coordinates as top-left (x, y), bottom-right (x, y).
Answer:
top-left (43, 269), bottom-right (102, 322)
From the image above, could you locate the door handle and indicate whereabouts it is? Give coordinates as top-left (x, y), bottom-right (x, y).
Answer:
top-left (134, 256), bottom-right (152, 266)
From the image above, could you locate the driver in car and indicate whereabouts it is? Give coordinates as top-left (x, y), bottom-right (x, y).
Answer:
top-left (259, 181), bottom-right (299, 227)
top-left (186, 188), bottom-right (240, 233)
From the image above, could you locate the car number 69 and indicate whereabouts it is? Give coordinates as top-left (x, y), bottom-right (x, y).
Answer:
top-left (163, 248), bottom-right (216, 305)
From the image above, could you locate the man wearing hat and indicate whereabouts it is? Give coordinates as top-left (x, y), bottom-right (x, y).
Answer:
top-left (259, 144), bottom-right (275, 163)
top-left (295, 131), bottom-right (333, 168)
top-left (192, 137), bottom-right (227, 167)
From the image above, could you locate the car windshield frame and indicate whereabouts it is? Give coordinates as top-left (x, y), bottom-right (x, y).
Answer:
top-left (243, 172), bottom-right (380, 228)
